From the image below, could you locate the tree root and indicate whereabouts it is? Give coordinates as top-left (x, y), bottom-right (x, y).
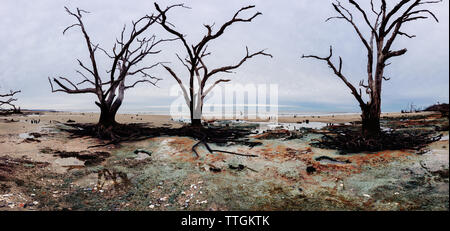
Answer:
top-left (192, 138), bottom-right (258, 158)
top-left (62, 123), bottom-right (262, 158)
top-left (312, 128), bottom-right (442, 154)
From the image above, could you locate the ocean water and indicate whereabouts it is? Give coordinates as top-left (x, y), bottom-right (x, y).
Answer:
top-left (60, 107), bottom-right (361, 118)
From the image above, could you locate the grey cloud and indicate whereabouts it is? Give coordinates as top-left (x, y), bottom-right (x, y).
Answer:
top-left (0, 0), bottom-right (448, 113)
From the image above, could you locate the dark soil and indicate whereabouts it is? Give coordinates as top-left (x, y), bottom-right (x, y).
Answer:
top-left (39, 148), bottom-right (111, 166)
top-left (0, 156), bottom-right (49, 183)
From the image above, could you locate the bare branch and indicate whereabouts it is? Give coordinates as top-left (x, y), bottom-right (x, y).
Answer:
top-left (49, 77), bottom-right (96, 94)
top-left (206, 47), bottom-right (273, 78)
top-left (162, 65), bottom-right (191, 107)
top-left (124, 77), bottom-right (161, 90)
top-left (203, 79), bottom-right (231, 98)
top-left (0, 90), bottom-right (21, 98)
top-left (302, 46), bottom-right (366, 107)
top-left (385, 48), bottom-right (408, 60)
top-left (327, 1), bottom-right (372, 52)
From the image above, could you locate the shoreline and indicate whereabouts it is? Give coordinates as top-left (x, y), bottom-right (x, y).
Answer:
top-left (3, 110), bottom-right (438, 125)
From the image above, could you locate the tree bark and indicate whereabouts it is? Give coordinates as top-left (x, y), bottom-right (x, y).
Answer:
top-left (191, 119), bottom-right (202, 126)
top-left (361, 103), bottom-right (381, 137)
top-left (96, 105), bottom-right (118, 138)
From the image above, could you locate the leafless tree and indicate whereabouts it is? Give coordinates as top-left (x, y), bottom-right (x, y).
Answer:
top-left (49, 7), bottom-right (179, 139)
top-left (0, 90), bottom-right (21, 113)
top-left (302, 0), bottom-right (441, 137)
top-left (155, 3), bottom-right (272, 126)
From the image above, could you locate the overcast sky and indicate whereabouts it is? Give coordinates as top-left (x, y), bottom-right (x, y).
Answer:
top-left (0, 0), bottom-right (448, 113)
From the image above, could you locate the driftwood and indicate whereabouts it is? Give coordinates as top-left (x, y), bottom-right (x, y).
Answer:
top-left (193, 137), bottom-right (258, 158)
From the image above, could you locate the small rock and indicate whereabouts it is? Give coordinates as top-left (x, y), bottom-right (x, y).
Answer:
top-left (306, 166), bottom-right (316, 174)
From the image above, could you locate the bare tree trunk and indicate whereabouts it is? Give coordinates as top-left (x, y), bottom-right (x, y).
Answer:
top-left (95, 104), bottom-right (118, 138)
top-left (191, 119), bottom-right (202, 126)
top-left (189, 71), bottom-right (197, 126)
top-left (363, 53), bottom-right (384, 137)
top-left (361, 103), bottom-right (381, 137)
top-left (96, 81), bottom-right (124, 138)
top-left (98, 108), bottom-right (117, 128)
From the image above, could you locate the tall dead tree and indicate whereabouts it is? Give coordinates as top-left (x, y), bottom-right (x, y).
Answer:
top-left (0, 90), bottom-right (21, 113)
top-left (49, 7), bottom-right (178, 139)
top-left (302, 0), bottom-right (441, 137)
top-left (155, 3), bottom-right (272, 126)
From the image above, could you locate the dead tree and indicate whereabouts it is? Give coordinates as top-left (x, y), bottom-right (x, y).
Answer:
top-left (155, 3), bottom-right (272, 126)
top-left (302, 0), bottom-right (441, 137)
top-left (0, 90), bottom-right (21, 113)
top-left (49, 7), bottom-right (178, 139)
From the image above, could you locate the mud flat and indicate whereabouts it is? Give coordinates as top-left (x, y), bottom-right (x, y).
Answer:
top-left (0, 111), bottom-right (448, 211)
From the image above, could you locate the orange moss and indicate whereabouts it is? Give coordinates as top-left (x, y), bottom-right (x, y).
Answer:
top-left (347, 150), bottom-right (413, 167)
top-left (256, 144), bottom-right (312, 161)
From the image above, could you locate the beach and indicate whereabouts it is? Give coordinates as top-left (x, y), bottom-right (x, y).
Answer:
top-left (0, 110), bottom-right (448, 211)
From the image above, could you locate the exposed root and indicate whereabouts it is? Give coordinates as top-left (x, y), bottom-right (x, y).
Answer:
top-left (312, 129), bottom-right (442, 154)
top-left (192, 138), bottom-right (258, 158)
top-left (192, 136), bottom-right (258, 157)
top-left (254, 129), bottom-right (303, 140)
top-left (62, 123), bottom-right (262, 156)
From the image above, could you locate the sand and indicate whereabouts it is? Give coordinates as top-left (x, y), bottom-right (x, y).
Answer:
top-left (0, 110), bottom-right (447, 211)
top-left (0, 111), bottom-right (180, 173)
top-left (0, 110), bottom-right (434, 136)
top-left (0, 110), bottom-right (437, 172)
top-left (214, 111), bottom-right (435, 124)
